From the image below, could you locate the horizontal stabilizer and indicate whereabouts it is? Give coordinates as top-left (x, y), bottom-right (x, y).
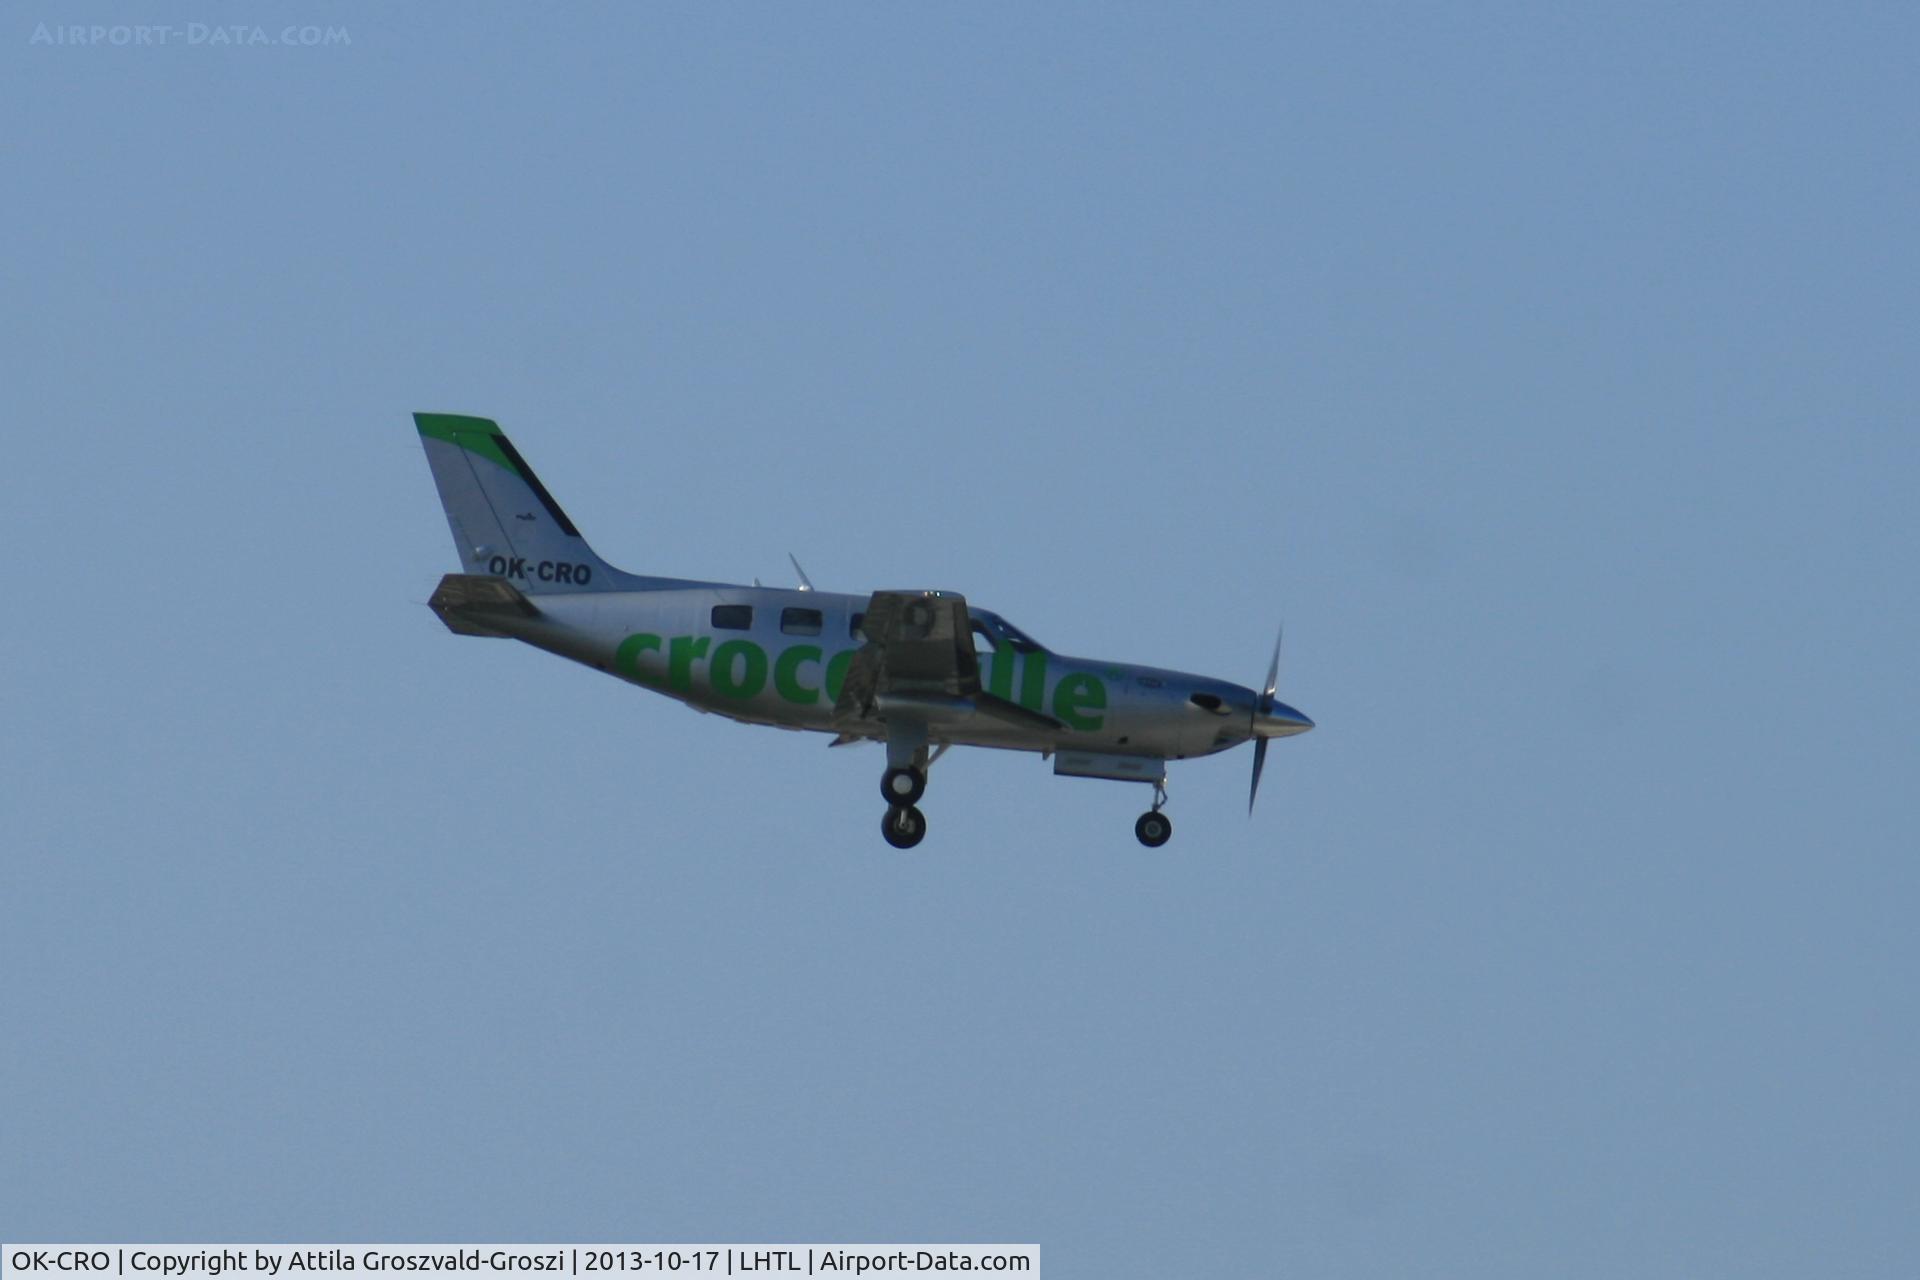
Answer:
top-left (429, 573), bottom-right (539, 637)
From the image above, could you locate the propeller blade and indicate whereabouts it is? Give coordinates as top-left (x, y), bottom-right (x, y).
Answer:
top-left (1251, 624), bottom-right (1283, 815)
top-left (1249, 737), bottom-right (1269, 813)
top-left (1262, 625), bottom-right (1283, 711)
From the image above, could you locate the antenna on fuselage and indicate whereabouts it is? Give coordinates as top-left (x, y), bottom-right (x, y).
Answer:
top-left (788, 553), bottom-right (816, 592)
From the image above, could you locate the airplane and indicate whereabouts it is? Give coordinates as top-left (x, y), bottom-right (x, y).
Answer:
top-left (412, 413), bottom-right (1314, 847)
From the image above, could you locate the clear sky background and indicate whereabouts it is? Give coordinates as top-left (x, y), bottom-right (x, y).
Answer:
top-left (4, 4), bottom-right (1915, 1275)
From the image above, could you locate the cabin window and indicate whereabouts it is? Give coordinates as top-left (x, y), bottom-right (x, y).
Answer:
top-left (781, 607), bottom-right (823, 636)
top-left (971, 622), bottom-right (999, 654)
top-left (849, 611), bottom-right (866, 640)
top-left (711, 605), bottom-right (753, 631)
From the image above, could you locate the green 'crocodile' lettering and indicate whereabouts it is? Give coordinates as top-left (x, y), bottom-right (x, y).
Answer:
top-left (613, 633), bottom-right (1104, 729)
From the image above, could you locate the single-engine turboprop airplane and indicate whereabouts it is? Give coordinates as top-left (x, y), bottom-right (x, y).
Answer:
top-left (413, 413), bottom-right (1313, 847)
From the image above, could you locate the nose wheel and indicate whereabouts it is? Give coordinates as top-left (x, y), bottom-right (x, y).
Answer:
top-left (882, 804), bottom-right (928, 849)
top-left (1134, 782), bottom-right (1173, 847)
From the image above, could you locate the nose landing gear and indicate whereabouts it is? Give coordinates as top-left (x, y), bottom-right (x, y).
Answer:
top-left (1134, 781), bottom-right (1173, 847)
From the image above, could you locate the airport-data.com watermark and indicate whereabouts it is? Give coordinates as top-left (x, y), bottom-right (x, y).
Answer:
top-left (29, 21), bottom-right (350, 48)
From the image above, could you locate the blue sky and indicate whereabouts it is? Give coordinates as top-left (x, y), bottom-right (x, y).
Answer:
top-left (4, 4), bottom-right (1916, 1275)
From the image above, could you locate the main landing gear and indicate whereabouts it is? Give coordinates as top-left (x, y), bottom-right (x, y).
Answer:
top-left (1134, 781), bottom-right (1173, 848)
top-left (881, 804), bottom-right (928, 849)
top-left (880, 765), bottom-right (927, 806)
top-left (878, 738), bottom-right (936, 849)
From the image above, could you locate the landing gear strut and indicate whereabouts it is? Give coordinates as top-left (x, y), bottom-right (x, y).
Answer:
top-left (1135, 781), bottom-right (1173, 847)
top-left (882, 804), bottom-right (927, 849)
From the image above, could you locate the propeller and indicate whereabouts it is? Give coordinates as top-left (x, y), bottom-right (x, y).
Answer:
top-left (1249, 625), bottom-right (1282, 813)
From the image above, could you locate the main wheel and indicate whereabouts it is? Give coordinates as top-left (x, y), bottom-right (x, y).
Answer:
top-left (880, 766), bottom-right (927, 806)
top-left (882, 805), bottom-right (928, 849)
top-left (1135, 811), bottom-right (1173, 848)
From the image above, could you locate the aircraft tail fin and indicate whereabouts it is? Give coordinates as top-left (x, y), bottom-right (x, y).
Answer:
top-left (413, 413), bottom-right (625, 594)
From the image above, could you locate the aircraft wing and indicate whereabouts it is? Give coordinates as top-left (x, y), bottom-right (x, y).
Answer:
top-left (834, 590), bottom-right (1061, 732)
top-left (834, 590), bottom-right (976, 719)
top-left (972, 690), bottom-right (1064, 732)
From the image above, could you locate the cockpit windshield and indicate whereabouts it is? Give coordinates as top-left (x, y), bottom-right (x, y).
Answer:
top-left (972, 609), bottom-right (1046, 655)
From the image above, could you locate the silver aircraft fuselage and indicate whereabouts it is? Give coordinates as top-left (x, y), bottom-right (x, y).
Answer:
top-left (470, 581), bottom-right (1312, 762)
